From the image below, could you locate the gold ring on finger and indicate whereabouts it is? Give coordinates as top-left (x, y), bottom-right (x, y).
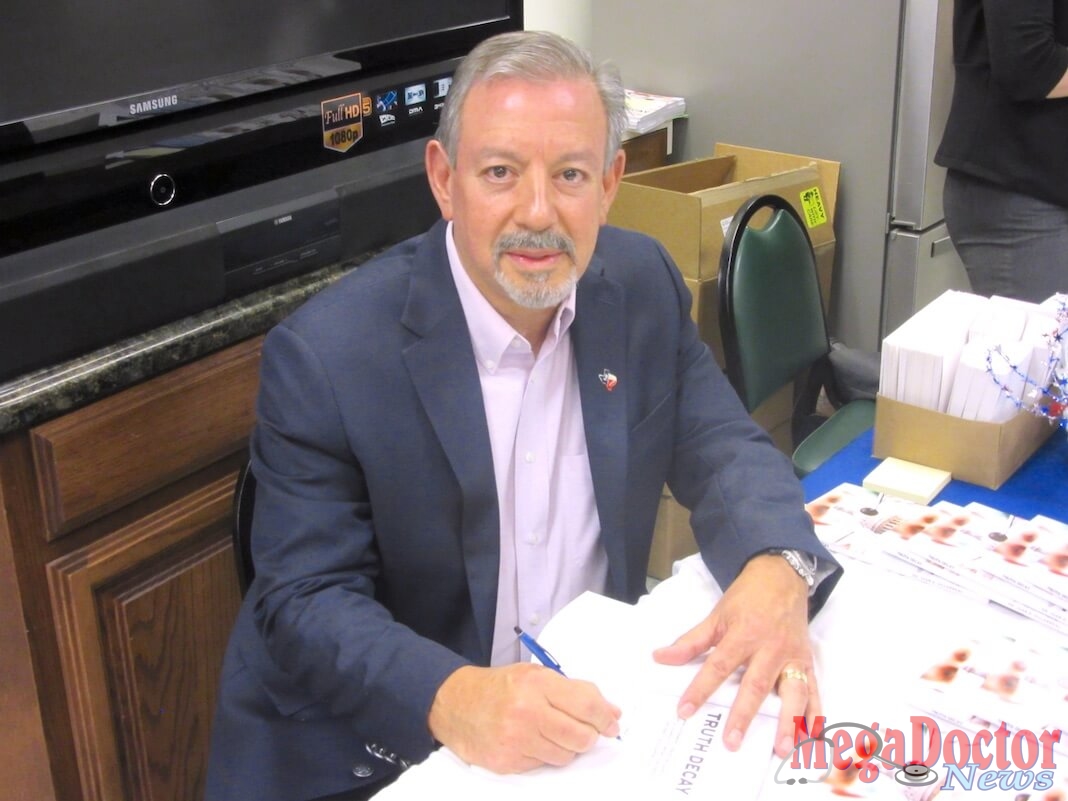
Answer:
top-left (780, 667), bottom-right (808, 684)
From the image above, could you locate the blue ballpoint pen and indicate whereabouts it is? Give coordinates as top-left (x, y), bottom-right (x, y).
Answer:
top-left (513, 626), bottom-right (622, 740)
top-left (513, 626), bottom-right (566, 675)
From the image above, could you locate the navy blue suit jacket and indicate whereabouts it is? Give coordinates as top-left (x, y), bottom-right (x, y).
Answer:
top-left (205, 221), bottom-right (840, 801)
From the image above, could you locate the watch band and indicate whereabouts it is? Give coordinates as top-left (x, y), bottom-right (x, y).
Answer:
top-left (777, 548), bottom-right (817, 588)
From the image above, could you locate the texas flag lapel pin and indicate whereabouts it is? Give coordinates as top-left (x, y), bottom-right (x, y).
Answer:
top-left (598, 369), bottom-right (618, 392)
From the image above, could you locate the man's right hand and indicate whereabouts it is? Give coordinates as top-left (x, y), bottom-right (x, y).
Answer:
top-left (427, 664), bottom-right (622, 773)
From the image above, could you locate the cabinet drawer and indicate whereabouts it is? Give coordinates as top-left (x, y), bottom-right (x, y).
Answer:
top-left (30, 337), bottom-right (262, 541)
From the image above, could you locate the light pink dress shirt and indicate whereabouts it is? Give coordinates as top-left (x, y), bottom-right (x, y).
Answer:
top-left (445, 224), bottom-right (608, 666)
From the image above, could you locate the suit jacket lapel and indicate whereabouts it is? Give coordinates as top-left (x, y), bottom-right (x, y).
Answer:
top-left (572, 258), bottom-right (630, 598)
top-left (398, 226), bottom-right (633, 652)
top-left (400, 222), bottom-right (499, 663)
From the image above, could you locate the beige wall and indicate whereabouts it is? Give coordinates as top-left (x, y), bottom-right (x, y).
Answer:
top-left (523, 0), bottom-right (593, 48)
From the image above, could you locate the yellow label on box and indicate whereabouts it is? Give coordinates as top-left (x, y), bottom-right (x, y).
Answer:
top-left (799, 186), bottom-right (828, 228)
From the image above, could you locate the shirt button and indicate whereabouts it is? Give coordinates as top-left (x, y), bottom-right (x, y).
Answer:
top-left (483, 359), bottom-right (496, 370)
top-left (524, 451), bottom-right (535, 463)
top-left (352, 763), bottom-right (375, 779)
top-left (528, 613), bottom-right (541, 626)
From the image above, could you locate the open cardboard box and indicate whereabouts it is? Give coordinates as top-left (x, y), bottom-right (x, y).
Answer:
top-left (609, 143), bottom-right (840, 367)
top-left (872, 394), bottom-right (1056, 490)
top-left (612, 143), bottom-right (839, 281)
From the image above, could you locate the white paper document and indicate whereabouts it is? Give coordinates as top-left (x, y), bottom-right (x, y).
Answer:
top-left (376, 577), bottom-right (779, 800)
top-left (534, 591), bottom-right (778, 798)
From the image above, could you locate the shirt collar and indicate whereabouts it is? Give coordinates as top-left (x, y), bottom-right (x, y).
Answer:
top-left (446, 222), bottom-right (576, 372)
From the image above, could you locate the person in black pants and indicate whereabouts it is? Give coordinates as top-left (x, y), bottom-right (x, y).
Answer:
top-left (936, 0), bottom-right (1068, 301)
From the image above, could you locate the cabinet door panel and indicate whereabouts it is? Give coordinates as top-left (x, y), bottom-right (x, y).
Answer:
top-left (102, 533), bottom-right (240, 801)
top-left (47, 472), bottom-right (242, 801)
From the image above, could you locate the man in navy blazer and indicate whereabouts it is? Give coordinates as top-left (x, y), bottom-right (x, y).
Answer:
top-left (206, 30), bottom-right (840, 801)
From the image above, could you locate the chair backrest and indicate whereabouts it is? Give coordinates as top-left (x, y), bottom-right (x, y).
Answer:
top-left (718, 193), bottom-right (831, 413)
top-left (231, 460), bottom-right (257, 596)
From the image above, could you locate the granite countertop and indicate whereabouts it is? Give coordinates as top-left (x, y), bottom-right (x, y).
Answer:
top-left (0, 254), bottom-right (376, 436)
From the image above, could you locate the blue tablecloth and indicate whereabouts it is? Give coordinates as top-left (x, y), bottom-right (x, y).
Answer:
top-left (801, 426), bottom-right (1068, 522)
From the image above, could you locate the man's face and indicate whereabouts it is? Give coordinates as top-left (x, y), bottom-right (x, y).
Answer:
top-left (426, 75), bottom-right (624, 326)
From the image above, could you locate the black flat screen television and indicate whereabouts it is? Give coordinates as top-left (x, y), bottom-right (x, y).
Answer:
top-left (0, 1), bottom-right (523, 256)
top-left (1, 0), bottom-right (521, 152)
top-left (0, 1), bottom-right (523, 383)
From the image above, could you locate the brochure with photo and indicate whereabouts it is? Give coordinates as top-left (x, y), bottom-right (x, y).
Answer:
top-left (911, 625), bottom-right (1068, 737)
top-left (806, 483), bottom-right (903, 542)
top-left (961, 515), bottom-right (1068, 633)
top-left (805, 488), bottom-right (1068, 634)
top-left (1024, 515), bottom-right (1068, 607)
top-left (805, 484), bottom-right (982, 594)
top-left (908, 501), bottom-right (1036, 599)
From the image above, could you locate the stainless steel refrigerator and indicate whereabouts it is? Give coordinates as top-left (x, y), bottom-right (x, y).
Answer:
top-left (880, 0), bottom-right (972, 336)
top-left (592, 0), bottom-right (974, 351)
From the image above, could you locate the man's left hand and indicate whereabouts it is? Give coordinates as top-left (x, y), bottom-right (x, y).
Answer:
top-left (652, 553), bottom-right (816, 758)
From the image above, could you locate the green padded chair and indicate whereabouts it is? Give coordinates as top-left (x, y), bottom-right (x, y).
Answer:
top-left (718, 193), bottom-right (875, 477)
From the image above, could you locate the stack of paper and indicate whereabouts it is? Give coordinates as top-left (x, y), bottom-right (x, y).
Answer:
top-left (624, 89), bottom-right (686, 134)
top-left (1022, 308), bottom-right (1063, 390)
top-left (966, 295), bottom-right (1029, 347)
top-left (945, 340), bottom-right (1033, 422)
top-left (880, 290), bottom-right (1064, 424)
top-left (879, 289), bottom-right (984, 412)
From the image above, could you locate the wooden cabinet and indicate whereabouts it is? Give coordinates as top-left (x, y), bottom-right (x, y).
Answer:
top-left (0, 337), bottom-right (262, 801)
top-left (621, 126), bottom-right (670, 174)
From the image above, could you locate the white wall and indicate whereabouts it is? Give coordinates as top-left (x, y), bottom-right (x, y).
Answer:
top-left (523, 0), bottom-right (593, 48)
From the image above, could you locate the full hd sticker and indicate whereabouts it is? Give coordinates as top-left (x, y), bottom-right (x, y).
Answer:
top-left (321, 92), bottom-right (370, 153)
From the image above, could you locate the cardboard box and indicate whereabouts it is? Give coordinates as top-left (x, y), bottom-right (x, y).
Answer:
top-left (646, 379), bottom-right (797, 579)
top-left (872, 395), bottom-right (1056, 490)
top-left (648, 487), bottom-right (698, 580)
top-left (611, 142), bottom-right (839, 279)
top-left (609, 143), bottom-right (840, 367)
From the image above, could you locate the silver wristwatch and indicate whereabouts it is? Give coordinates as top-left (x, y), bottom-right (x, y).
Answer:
top-left (777, 549), bottom-right (818, 588)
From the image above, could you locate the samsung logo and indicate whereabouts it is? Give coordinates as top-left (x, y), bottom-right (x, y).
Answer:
top-left (129, 94), bottom-right (179, 115)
